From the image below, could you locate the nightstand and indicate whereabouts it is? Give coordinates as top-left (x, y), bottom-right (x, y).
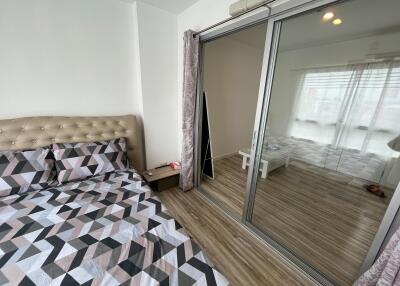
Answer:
top-left (142, 166), bottom-right (180, 191)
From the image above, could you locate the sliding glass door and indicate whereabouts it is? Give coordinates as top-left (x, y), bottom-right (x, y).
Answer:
top-left (245, 0), bottom-right (400, 285)
top-left (198, 22), bottom-right (268, 219)
top-left (196, 0), bottom-right (400, 284)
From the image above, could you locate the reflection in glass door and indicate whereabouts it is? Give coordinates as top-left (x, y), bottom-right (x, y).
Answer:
top-left (248, 0), bottom-right (400, 284)
top-left (198, 22), bottom-right (267, 219)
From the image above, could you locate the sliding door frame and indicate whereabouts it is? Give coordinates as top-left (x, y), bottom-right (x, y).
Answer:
top-left (241, 3), bottom-right (342, 285)
top-left (194, 6), bottom-right (272, 222)
top-left (242, 19), bottom-right (280, 222)
top-left (242, 0), bottom-right (400, 283)
top-left (193, 0), bottom-right (400, 284)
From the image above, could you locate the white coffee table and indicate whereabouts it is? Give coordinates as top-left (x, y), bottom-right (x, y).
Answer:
top-left (239, 147), bottom-right (290, 179)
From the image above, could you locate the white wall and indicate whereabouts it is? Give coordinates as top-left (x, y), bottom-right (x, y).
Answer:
top-left (134, 1), bottom-right (179, 168)
top-left (0, 0), bottom-right (283, 168)
top-left (0, 0), bottom-right (140, 118)
top-left (0, 0), bottom-right (181, 170)
top-left (203, 37), bottom-right (263, 158)
top-left (268, 30), bottom-right (400, 136)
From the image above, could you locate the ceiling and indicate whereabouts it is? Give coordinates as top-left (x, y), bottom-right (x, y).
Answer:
top-left (279, 0), bottom-right (400, 51)
top-left (135, 0), bottom-right (200, 14)
top-left (223, 0), bottom-right (400, 52)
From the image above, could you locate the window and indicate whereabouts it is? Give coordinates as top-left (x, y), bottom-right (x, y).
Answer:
top-left (290, 61), bottom-right (400, 157)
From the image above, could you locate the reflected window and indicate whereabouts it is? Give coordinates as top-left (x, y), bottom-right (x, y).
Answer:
top-left (291, 61), bottom-right (400, 157)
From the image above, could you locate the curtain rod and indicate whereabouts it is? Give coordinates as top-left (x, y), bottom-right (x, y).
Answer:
top-left (193, 0), bottom-right (275, 37)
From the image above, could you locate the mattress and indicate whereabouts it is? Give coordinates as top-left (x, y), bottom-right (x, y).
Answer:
top-left (0, 169), bottom-right (228, 285)
top-left (266, 136), bottom-right (387, 184)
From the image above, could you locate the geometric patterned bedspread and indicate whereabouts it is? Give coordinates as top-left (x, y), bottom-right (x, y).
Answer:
top-left (0, 169), bottom-right (229, 286)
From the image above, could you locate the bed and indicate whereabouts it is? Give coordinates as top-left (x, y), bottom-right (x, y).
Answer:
top-left (239, 135), bottom-right (389, 184)
top-left (265, 136), bottom-right (388, 184)
top-left (0, 115), bottom-right (228, 285)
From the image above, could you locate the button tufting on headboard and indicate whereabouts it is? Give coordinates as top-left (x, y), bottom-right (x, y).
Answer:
top-left (0, 115), bottom-right (145, 172)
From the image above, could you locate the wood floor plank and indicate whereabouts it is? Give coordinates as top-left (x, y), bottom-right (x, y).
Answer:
top-left (200, 154), bottom-right (393, 285)
top-left (157, 188), bottom-right (314, 286)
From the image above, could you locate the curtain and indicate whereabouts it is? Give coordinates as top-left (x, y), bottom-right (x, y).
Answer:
top-left (354, 226), bottom-right (400, 286)
top-left (291, 61), bottom-right (400, 158)
top-left (290, 61), bottom-right (400, 184)
top-left (335, 61), bottom-right (400, 157)
top-left (290, 65), bottom-right (354, 145)
top-left (179, 30), bottom-right (199, 191)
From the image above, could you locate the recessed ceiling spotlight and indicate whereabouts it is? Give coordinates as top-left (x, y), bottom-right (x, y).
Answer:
top-left (332, 18), bottom-right (343, 25)
top-left (322, 11), bottom-right (335, 21)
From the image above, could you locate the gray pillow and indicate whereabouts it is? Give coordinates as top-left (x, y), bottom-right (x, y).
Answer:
top-left (52, 138), bottom-right (129, 184)
top-left (0, 148), bottom-right (56, 197)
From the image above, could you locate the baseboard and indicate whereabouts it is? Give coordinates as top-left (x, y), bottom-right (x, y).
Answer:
top-left (213, 151), bottom-right (239, 160)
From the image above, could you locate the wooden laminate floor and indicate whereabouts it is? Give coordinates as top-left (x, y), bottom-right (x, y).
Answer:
top-left (201, 154), bottom-right (394, 285)
top-left (157, 188), bottom-right (314, 286)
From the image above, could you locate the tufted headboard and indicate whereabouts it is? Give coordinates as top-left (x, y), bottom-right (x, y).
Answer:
top-left (0, 115), bottom-right (145, 172)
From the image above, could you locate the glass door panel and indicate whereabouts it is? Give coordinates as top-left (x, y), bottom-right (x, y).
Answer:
top-left (249, 0), bottom-right (400, 284)
top-left (198, 22), bottom-right (267, 219)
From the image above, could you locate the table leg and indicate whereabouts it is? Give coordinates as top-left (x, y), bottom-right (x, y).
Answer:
top-left (242, 155), bottom-right (247, 169)
top-left (261, 161), bottom-right (268, 179)
top-left (285, 156), bottom-right (290, 168)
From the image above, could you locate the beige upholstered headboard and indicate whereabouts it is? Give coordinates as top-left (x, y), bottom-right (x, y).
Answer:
top-left (0, 115), bottom-right (145, 172)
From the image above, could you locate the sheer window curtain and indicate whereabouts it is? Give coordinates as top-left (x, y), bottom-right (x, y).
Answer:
top-left (335, 61), bottom-right (400, 156)
top-left (290, 61), bottom-right (400, 185)
top-left (290, 65), bottom-right (354, 145)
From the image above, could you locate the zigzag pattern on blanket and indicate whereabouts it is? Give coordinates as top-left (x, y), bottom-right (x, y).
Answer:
top-left (52, 138), bottom-right (129, 184)
top-left (0, 148), bottom-right (55, 197)
top-left (0, 170), bottom-right (228, 285)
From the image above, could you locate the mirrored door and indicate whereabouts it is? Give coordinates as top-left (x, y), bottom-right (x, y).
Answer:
top-left (246, 0), bottom-right (400, 284)
top-left (198, 22), bottom-right (268, 219)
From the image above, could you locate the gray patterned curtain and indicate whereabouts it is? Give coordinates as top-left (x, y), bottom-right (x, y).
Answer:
top-left (354, 226), bottom-right (400, 285)
top-left (179, 30), bottom-right (199, 191)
